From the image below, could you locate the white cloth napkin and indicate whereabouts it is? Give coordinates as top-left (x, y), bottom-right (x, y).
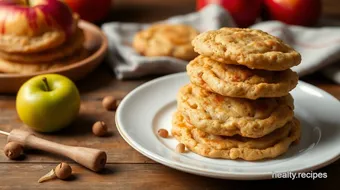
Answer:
top-left (102, 4), bottom-right (340, 83)
top-left (251, 21), bottom-right (340, 82)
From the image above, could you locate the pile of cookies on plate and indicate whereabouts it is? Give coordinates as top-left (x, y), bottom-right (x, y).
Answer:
top-left (172, 27), bottom-right (302, 161)
top-left (0, 10), bottom-right (87, 74)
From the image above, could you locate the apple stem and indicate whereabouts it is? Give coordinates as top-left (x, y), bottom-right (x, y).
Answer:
top-left (42, 77), bottom-right (50, 92)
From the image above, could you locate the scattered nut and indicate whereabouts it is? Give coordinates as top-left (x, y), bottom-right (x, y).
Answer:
top-left (102, 96), bottom-right (117, 111)
top-left (157, 129), bottom-right (169, 138)
top-left (92, 121), bottom-right (108, 137)
top-left (4, 142), bottom-right (23, 160)
top-left (38, 162), bottom-right (72, 183)
top-left (55, 162), bottom-right (72, 180)
top-left (176, 143), bottom-right (185, 153)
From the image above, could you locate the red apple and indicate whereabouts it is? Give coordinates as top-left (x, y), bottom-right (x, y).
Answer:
top-left (0, 0), bottom-right (76, 36)
top-left (63, 0), bottom-right (112, 23)
top-left (197, 0), bottom-right (263, 28)
top-left (264, 0), bottom-right (322, 26)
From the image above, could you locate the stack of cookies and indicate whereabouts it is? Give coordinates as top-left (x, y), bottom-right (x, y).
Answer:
top-left (0, 14), bottom-right (87, 74)
top-left (172, 28), bottom-right (302, 161)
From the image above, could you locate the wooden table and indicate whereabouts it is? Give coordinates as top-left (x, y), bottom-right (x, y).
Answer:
top-left (1, 3), bottom-right (340, 189)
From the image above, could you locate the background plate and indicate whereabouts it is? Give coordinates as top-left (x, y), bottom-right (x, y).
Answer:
top-left (116, 72), bottom-right (340, 180)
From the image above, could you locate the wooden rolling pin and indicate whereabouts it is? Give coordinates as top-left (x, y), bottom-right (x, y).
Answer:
top-left (0, 129), bottom-right (107, 172)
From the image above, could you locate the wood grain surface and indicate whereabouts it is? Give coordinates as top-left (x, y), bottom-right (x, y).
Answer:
top-left (1, 1), bottom-right (340, 189)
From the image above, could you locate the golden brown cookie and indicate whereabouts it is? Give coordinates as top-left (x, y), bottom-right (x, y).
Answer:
top-left (192, 28), bottom-right (301, 71)
top-left (133, 24), bottom-right (199, 61)
top-left (172, 111), bottom-right (301, 161)
top-left (187, 55), bottom-right (299, 99)
top-left (0, 31), bottom-right (65, 54)
top-left (177, 84), bottom-right (294, 138)
top-left (0, 28), bottom-right (85, 63)
top-left (0, 48), bottom-right (88, 74)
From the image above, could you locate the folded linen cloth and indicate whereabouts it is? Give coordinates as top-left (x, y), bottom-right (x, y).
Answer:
top-left (251, 21), bottom-right (340, 81)
top-left (102, 4), bottom-right (340, 83)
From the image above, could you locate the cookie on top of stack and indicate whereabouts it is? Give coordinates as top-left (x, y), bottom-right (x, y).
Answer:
top-left (172, 28), bottom-right (302, 161)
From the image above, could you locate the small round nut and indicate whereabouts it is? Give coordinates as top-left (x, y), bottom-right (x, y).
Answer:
top-left (55, 162), bottom-right (72, 180)
top-left (176, 143), bottom-right (185, 153)
top-left (4, 142), bottom-right (23, 160)
top-left (38, 162), bottom-right (72, 183)
top-left (157, 129), bottom-right (168, 138)
top-left (102, 96), bottom-right (117, 111)
top-left (92, 121), bottom-right (108, 137)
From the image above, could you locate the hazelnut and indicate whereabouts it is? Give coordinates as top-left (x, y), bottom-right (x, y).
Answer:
top-left (4, 142), bottom-right (23, 160)
top-left (102, 96), bottom-right (117, 111)
top-left (38, 162), bottom-right (72, 183)
top-left (55, 162), bottom-right (72, 180)
top-left (176, 143), bottom-right (185, 153)
top-left (92, 121), bottom-right (108, 137)
top-left (157, 129), bottom-right (169, 138)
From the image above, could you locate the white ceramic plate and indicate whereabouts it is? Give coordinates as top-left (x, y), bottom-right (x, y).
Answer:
top-left (116, 72), bottom-right (340, 180)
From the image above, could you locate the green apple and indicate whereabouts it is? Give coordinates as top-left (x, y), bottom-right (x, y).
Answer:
top-left (16, 74), bottom-right (80, 133)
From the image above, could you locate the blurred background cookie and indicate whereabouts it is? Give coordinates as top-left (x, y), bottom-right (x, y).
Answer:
top-left (133, 24), bottom-right (199, 61)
